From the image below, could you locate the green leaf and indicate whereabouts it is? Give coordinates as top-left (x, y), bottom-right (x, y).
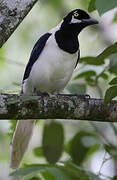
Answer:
top-left (80, 43), bottom-right (117, 66)
top-left (85, 144), bottom-right (100, 161)
top-left (99, 72), bottom-right (108, 80)
top-left (41, 170), bottom-right (57, 180)
top-left (88, 0), bottom-right (96, 12)
top-left (42, 121), bottom-right (64, 164)
top-left (10, 166), bottom-right (43, 176)
top-left (29, 177), bottom-right (40, 180)
top-left (63, 162), bottom-right (88, 177)
top-left (104, 144), bottom-right (117, 160)
top-left (109, 54), bottom-right (117, 74)
top-left (64, 162), bottom-right (103, 180)
top-left (98, 42), bottom-right (117, 60)
top-left (67, 83), bottom-right (86, 94)
top-left (112, 175), bottom-right (117, 180)
top-left (65, 141), bottom-right (100, 163)
top-left (85, 77), bottom-right (95, 85)
top-left (74, 70), bottom-right (96, 80)
top-left (74, 70), bottom-right (96, 86)
top-left (10, 164), bottom-right (80, 180)
top-left (79, 56), bottom-right (104, 65)
top-left (9, 120), bottom-right (17, 139)
top-left (10, 163), bottom-right (103, 180)
top-left (96, 0), bottom-right (117, 15)
top-left (33, 147), bottom-right (43, 157)
top-left (69, 132), bottom-right (99, 165)
top-left (41, 167), bottom-right (77, 180)
top-left (104, 86), bottom-right (117, 103)
top-left (109, 77), bottom-right (117, 85)
top-left (22, 175), bottom-right (41, 180)
top-left (113, 12), bottom-right (117, 23)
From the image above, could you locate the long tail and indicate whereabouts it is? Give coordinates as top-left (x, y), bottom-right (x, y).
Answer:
top-left (10, 120), bottom-right (35, 169)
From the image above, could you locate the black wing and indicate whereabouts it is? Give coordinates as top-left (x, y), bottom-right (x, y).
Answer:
top-left (23, 33), bottom-right (52, 81)
top-left (75, 49), bottom-right (80, 68)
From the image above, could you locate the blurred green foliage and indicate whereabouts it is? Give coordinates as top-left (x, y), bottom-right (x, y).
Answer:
top-left (42, 121), bottom-right (64, 164)
top-left (95, 0), bottom-right (117, 15)
top-left (113, 12), bottom-right (117, 23)
top-left (10, 162), bottom-right (103, 180)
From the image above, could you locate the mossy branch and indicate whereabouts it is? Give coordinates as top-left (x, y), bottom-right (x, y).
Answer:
top-left (0, 94), bottom-right (117, 122)
top-left (0, 0), bottom-right (38, 47)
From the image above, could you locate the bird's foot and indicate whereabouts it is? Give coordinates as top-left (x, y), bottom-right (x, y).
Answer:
top-left (56, 93), bottom-right (90, 99)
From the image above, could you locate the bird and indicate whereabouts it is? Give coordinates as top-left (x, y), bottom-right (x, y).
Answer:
top-left (10, 9), bottom-right (98, 169)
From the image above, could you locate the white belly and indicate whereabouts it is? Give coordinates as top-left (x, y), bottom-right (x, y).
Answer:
top-left (26, 35), bottom-right (78, 94)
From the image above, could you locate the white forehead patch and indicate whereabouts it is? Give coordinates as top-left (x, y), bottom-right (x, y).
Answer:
top-left (70, 15), bottom-right (81, 24)
top-left (74, 10), bottom-right (78, 13)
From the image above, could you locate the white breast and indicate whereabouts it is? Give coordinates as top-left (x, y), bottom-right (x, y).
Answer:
top-left (25, 33), bottom-right (78, 94)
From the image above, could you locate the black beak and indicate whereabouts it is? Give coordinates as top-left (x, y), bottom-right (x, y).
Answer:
top-left (82, 18), bottom-right (99, 25)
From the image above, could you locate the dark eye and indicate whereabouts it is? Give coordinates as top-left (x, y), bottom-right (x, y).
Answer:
top-left (74, 13), bottom-right (79, 17)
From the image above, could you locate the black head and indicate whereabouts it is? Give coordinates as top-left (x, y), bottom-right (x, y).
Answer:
top-left (61, 9), bottom-right (98, 35)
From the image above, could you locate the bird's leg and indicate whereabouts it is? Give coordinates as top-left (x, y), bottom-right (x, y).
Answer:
top-left (34, 88), bottom-right (49, 97)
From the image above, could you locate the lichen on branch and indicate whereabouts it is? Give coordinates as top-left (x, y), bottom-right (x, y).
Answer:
top-left (0, 94), bottom-right (117, 122)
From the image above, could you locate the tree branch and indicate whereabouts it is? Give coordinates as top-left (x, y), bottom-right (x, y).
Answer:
top-left (0, 0), bottom-right (38, 48)
top-left (0, 94), bottom-right (117, 122)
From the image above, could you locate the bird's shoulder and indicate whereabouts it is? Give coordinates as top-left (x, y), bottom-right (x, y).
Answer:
top-left (23, 32), bottom-right (52, 81)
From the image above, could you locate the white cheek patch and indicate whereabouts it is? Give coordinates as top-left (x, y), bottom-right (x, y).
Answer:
top-left (70, 15), bottom-right (81, 24)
